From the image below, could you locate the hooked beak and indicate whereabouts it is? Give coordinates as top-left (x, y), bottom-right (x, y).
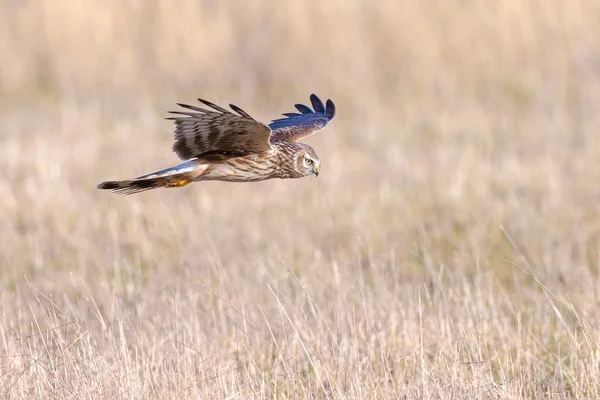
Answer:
top-left (314, 164), bottom-right (320, 177)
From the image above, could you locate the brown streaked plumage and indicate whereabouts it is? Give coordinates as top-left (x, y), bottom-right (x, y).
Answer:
top-left (97, 94), bottom-right (336, 194)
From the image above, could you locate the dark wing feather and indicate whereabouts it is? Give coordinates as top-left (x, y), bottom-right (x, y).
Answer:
top-left (310, 95), bottom-right (326, 114)
top-left (269, 94), bottom-right (336, 143)
top-left (294, 104), bottom-right (314, 114)
top-left (168, 99), bottom-right (272, 160)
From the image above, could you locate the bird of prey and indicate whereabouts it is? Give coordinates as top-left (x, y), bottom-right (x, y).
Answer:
top-left (97, 94), bottom-right (336, 194)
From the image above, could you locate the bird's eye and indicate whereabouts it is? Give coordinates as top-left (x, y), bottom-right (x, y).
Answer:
top-left (306, 158), bottom-right (313, 165)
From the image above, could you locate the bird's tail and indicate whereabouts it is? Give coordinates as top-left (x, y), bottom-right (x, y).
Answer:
top-left (97, 160), bottom-right (205, 195)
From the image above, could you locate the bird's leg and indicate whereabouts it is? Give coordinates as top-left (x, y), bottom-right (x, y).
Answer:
top-left (160, 165), bottom-right (207, 188)
top-left (165, 179), bottom-right (192, 188)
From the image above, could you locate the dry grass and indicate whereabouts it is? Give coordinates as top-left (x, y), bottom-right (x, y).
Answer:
top-left (1, 0), bottom-right (600, 398)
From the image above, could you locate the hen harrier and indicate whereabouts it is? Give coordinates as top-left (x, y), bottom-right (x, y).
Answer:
top-left (97, 94), bottom-right (336, 194)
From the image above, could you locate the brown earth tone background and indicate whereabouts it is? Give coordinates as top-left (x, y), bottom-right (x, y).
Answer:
top-left (1, 0), bottom-right (600, 398)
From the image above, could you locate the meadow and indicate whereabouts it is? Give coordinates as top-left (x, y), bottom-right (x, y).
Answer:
top-left (1, 0), bottom-right (600, 398)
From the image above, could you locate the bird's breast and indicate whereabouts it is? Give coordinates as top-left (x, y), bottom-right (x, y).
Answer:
top-left (198, 155), bottom-right (282, 182)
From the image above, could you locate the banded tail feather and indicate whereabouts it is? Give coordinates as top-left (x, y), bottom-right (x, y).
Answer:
top-left (97, 161), bottom-right (204, 195)
top-left (97, 178), bottom-right (167, 195)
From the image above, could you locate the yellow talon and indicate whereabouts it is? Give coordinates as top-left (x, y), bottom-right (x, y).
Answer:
top-left (165, 179), bottom-right (191, 188)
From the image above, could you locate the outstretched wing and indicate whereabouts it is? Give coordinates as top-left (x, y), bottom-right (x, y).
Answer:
top-left (168, 99), bottom-right (272, 161)
top-left (269, 94), bottom-right (336, 143)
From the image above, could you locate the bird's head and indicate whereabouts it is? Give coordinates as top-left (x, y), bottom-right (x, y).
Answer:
top-left (294, 144), bottom-right (321, 178)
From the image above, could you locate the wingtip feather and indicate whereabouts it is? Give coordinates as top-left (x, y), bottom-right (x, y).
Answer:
top-left (310, 94), bottom-right (326, 114)
top-left (325, 99), bottom-right (336, 120)
top-left (294, 103), bottom-right (314, 114)
top-left (229, 103), bottom-right (254, 119)
top-left (197, 98), bottom-right (229, 113)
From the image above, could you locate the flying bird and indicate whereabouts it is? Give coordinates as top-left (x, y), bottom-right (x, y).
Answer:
top-left (97, 94), bottom-right (336, 194)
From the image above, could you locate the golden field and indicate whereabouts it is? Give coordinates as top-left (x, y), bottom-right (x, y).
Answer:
top-left (1, 0), bottom-right (600, 398)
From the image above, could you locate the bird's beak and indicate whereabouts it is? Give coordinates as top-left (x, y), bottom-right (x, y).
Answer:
top-left (314, 164), bottom-right (320, 177)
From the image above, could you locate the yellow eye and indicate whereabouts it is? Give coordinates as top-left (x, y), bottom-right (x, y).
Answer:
top-left (306, 158), bottom-right (313, 165)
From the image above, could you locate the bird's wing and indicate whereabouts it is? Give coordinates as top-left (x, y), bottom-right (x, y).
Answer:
top-left (168, 99), bottom-right (272, 161)
top-left (269, 94), bottom-right (336, 143)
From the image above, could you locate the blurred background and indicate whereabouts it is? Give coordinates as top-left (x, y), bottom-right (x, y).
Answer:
top-left (1, 0), bottom-right (600, 397)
